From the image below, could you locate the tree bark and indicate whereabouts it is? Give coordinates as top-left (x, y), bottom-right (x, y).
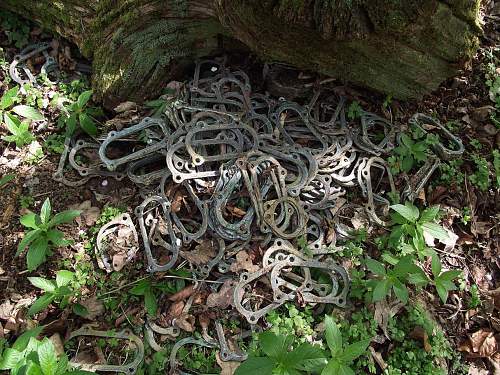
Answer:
top-left (0, 1), bottom-right (481, 107)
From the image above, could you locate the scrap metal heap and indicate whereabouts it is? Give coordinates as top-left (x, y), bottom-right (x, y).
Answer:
top-left (50, 60), bottom-right (464, 372)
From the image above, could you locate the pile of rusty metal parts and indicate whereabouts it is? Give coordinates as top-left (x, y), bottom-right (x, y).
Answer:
top-left (52, 60), bottom-right (464, 372)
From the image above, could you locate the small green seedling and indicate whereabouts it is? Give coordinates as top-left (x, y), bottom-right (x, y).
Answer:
top-left (57, 90), bottom-right (97, 136)
top-left (17, 198), bottom-right (81, 271)
top-left (321, 316), bottom-right (371, 375)
top-left (430, 254), bottom-right (461, 304)
top-left (27, 270), bottom-right (87, 317)
top-left (129, 278), bottom-right (179, 316)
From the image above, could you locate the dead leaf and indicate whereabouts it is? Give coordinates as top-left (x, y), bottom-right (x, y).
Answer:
top-left (369, 346), bottom-right (387, 370)
top-left (173, 313), bottom-right (195, 332)
top-left (0, 300), bottom-right (15, 321)
top-left (226, 206), bottom-right (246, 218)
top-left (216, 351), bottom-right (241, 375)
top-left (71, 201), bottom-right (100, 227)
top-left (114, 101), bottom-right (137, 113)
top-left (230, 251), bottom-right (259, 273)
top-left (180, 240), bottom-right (216, 265)
top-left (374, 299), bottom-right (404, 339)
top-left (485, 288), bottom-right (500, 311)
top-left (169, 285), bottom-right (195, 302)
top-left (410, 326), bottom-right (431, 353)
top-left (79, 296), bottom-right (104, 320)
top-left (459, 329), bottom-right (498, 358)
top-left (207, 280), bottom-right (236, 309)
top-left (49, 333), bottom-right (64, 356)
top-left (112, 253), bottom-right (128, 272)
top-left (167, 301), bottom-right (185, 319)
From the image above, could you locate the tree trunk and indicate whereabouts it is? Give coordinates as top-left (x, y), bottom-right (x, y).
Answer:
top-left (0, 1), bottom-right (481, 107)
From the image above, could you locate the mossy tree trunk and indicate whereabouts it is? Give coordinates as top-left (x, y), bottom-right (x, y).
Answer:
top-left (0, 0), bottom-right (482, 107)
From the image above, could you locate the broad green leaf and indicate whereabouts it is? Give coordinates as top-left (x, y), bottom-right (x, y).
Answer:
top-left (40, 198), bottom-right (51, 224)
top-left (372, 279), bottom-right (390, 302)
top-left (56, 270), bottom-right (74, 287)
top-left (56, 286), bottom-right (72, 297)
top-left (0, 86), bottom-right (19, 110)
top-left (392, 256), bottom-right (419, 278)
top-left (431, 254), bottom-right (441, 278)
top-left (20, 212), bottom-right (39, 229)
top-left (0, 348), bottom-right (23, 370)
top-left (260, 331), bottom-right (293, 361)
top-left (12, 105), bottom-right (44, 121)
top-left (144, 288), bottom-right (157, 316)
top-left (285, 343), bottom-right (325, 368)
top-left (55, 353), bottom-right (70, 375)
top-left (421, 222), bottom-right (449, 242)
top-left (0, 174), bottom-right (15, 187)
top-left (321, 361), bottom-right (355, 375)
top-left (390, 203), bottom-right (419, 222)
top-left (65, 113), bottom-right (77, 136)
top-left (4, 112), bottom-right (21, 136)
top-left (73, 303), bottom-right (88, 317)
top-left (407, 268), bottom-right (429, 287)
top-left (77, 90), bottom-right (93, 109)
top-left (324, 316), bottom-right (342, 357)
top-left (27, 236), bottom-right (49, 271)
top-left (365, 258), bottom-right (386, 276)
top-left (46, 229), bottom-right (70, 247)
top-left (234, 356), bottom-right (275, 375)
top-left (338, 339), bottom-right (371, 363)
top-left (28, 277), bottom-right (56, 292)
top-left (48, 210), bottom-right (81, 227)
top-left (129, 279), bottom-right (151, 295)
top-left (438, 270), bottom-right (462, 282)
top-left (16, 228), bottom-right (42, 256)
top-left (38, 338), bottom-right (57, 375)
top-left (435, 281), bottom-right (449, 304)
top-left (392, 279), bottom-right (409, 304)
top-left (26, 361), bottom-right (44, 375)
top-left (419, 206), bottom-right (440, 223)
top-left (79, 113), bottom-right (97, 136)
top-left (28, 294), bottom-right (54, 316)
top-left (12, 326), bottom-right (43, 351)
top-left (401, 156), bottom-right (414, 172)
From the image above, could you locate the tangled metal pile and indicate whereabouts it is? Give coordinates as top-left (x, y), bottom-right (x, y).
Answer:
top-left (52, 60), bottom-right (464, 371)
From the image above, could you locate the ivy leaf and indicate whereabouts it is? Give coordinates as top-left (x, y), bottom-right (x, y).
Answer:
top-left (27, 277), bottom-right (56, 292)
top-left (390, 203), bottom-right (419, 222)
top-left (56, 270), bottom-right (74, 287)
top-left (28, 294), bottom-right (54, 316)
top-left (12, 105), bottom-right (44, 121)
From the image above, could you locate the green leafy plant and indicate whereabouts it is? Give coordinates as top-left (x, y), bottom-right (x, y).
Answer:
top-left (493, 149), bottom-right (500, 188)
top-left (0, 328), bottom-right (92, 374)
top-left (365, 256), bottom-right (428, 304)
top-left (468, 284), bottom-right (481, 309)
top-left (129, 278), bottom-right (178, 316)
top-left (388, 202), bottom-right (449, 259)
top-left (19, 195), bottom-right (35, 209)
top-left (321, 316), bottom-right (371, 375)
top-left (2, 113), bottom-right (35, 148)
top-left (267, 304), bottom-right (315, 341)
top-left (57, 90), bottom-right (98, 136)
top-left (235, 331), bottom-right (325, 375)
top-left (16, 198), bottom-right (81, 271)
top-left (388, 131), bottom-right (438, 174)
top-left (0, 10), bottom-right (30, 48)
top-left (347, 101), bottom-right (363, 120)
top-left (27, 270), bottom-right (87, 317)
top-left (429, 255), bottom-right (461, 304)
top-left (469, 154), bottom-right (490, 191)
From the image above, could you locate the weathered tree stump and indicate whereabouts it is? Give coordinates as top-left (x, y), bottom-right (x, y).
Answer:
top-left (1, 1), bottom-right (482, 106)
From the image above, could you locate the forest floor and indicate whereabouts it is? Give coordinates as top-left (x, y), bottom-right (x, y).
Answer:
top-left (0, 3), bottom-right (499, 375)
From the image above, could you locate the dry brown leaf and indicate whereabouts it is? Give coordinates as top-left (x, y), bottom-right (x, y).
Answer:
top-left (112, 253), bottom-right (128, 272)
top-left (199, 314), bottom-right (210, 331)
top-left (374, 299), bottom-right (404, 339)
top-left (230, 251), bottom-right (259, 273)
top-left (410, 326), bottom-right (431, 353)
top-left (79, 296), bottom-right (104, 320)
top-left (485, 287), bottom-right (500, 311)
top-left (226, 206), bottom-right (246, 218)
top-left (216, 351), bottom-right (241, 375)
top-left (180, 240), bottom-right (216, 265)
top-left (71, 201), bottom-right (100, 227)
top-left (369, 346), bottom-right (387, 370)
top-left (114, 101), bottom-right (137, 113)
top-left (459, 329), bottom-right (499, 358)
top-left (173, 313), bottom-right (195, 332)
top-left (49, 333), bottom-right (64, 357)
top-left (167, 301), bottom-right (185, 319)
top-left (169, 285), bottom-right (195, 302)
top-left (207, 280), bottom-right (236, 309)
